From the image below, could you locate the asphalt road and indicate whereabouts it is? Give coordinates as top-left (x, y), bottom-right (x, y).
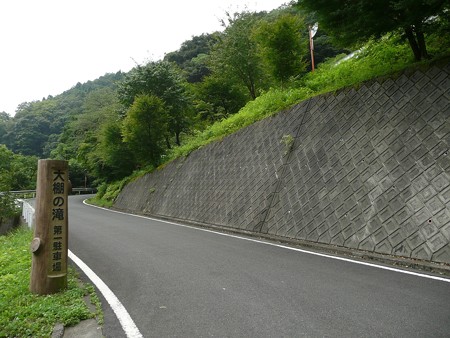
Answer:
top-left (68, 195), bottom-right (450, 337)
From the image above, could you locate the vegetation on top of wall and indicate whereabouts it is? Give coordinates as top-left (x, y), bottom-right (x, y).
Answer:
top-left (167, 33), bottom-right (448, 162)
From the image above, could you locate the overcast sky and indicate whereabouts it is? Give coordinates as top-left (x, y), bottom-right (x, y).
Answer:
top-left (0, 0), bottom-right (288, 117)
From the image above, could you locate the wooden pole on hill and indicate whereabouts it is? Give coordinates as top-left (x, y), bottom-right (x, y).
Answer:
top-left (309, 23), bottom-right (318, 72)
top-left (30, 160), bottom-right (69, 295)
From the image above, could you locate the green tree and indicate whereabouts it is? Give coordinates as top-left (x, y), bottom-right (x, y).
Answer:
top-left (298, 0), bottom-right (450, 61)
top-left (50, 86), bottom-right (125, 184)
top-left (122, 95), bottom-right (168, 167)
top-left (209, 11), bottom-right (268, 99)
top-left (164, 33), bottom-right (217, 83)
top-left (10, 110), bottom-right (51, 157)
top-left (0, 145), bottom-right (14, 190)
top-left (118, 61), bottom-right (192, 146)
top-left (0, 112), bottom-right (12, 147)
top-left (193, 74), bottom-right (249, 123)
top-left (86, 120), bottom-right (136, 182)
top-left (0, 145), bottom-right (37, 222)
top-left (9, 153), bottom-right (38, 190)
top-left (255, 13), bottom-right (307, 86)
top-left (181, 53), bottom-right (212, 83)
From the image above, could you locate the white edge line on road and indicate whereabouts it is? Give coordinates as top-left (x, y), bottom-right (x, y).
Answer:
top-left (68, 250), bottom-right (143, 338)
top-left (82, 200), bottom-right (450, 284)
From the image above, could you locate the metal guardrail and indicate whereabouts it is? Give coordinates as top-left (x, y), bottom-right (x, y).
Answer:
top-left (4, 190), bottom-right (37, 198)
top-left (18, 199), bottom-right (35, 229)
top-left (5, 187), bottom-right (97, 199)
top-left (72, 187), bottom-right (97, 194)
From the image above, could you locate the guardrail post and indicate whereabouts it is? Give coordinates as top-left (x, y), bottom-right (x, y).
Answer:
top-left (30, 160), bottom-right (69, 295)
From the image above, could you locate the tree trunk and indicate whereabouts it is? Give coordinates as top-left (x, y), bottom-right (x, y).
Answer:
top-left (404, 24), bottom-right (429, 61)
top-left (165, 136), bottom-right (171, 149)
top-left (416, 29), bottom-right (429, 60)
top-left (404, 26), bottom-right (422, 61)
top-left (175, 132), bottom-right (181, 146)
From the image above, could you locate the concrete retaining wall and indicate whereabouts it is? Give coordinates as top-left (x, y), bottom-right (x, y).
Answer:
top-left (114, 64), bottom-right (450, 264)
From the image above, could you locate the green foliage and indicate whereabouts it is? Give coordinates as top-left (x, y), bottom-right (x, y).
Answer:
top-left (0, 146), bottom-right (20, 222)
top-left (209, 11), bottom-right (269, 99)
top-left (0, 112), bottom-right (12, 147)
top-left (93, 120), bottom-right (136, 182)
top-left (0, 228), bottom-right (100, 337)
top-left (298, 0), bottom-right (450, 60)
top-left (0, 144), bottom-right (37, 191)
top-left (91, 175), bottom-right (134, 207)
top-left (118, 61), bottom-right (193, 146)
top-left (192, 73), bottom-right (250, 123)
top-left (122, 95), bottom-right (168, 167)
top-left (300, 35), bottom-right (413, 93)
top-left (255, 13), bottom-right (307, 85)
top-left (53, 87), bottom-right (129, 185)
top-left (0, 145), bottom-right (13, 190)
top-left (164, 33), bottom-right (217, 83)
top-left (0, 192), bottom-right (19, 223)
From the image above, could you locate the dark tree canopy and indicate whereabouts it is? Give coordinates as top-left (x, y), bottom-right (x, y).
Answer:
top-left (298, 0), bottom-right (450, 60)
top-left (164, 34), bottom-right (218, 83)
top-left (164, 33), bottom-right (217, 67)
top-left (118, 61), bottom-right (192, 146)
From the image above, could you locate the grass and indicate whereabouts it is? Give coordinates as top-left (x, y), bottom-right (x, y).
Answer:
top-left (0, 227), bottom-right (102, 338)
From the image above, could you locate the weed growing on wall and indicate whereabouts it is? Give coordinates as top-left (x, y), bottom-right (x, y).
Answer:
top-left (281, 134), bottom-right (295, 156)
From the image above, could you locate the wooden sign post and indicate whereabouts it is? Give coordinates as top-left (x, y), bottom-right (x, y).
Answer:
top-left (30, 160), bottom-right (69, 295)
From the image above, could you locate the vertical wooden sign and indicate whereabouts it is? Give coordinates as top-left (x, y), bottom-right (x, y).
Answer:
top-left (30, 160), bottom-right (69, 295)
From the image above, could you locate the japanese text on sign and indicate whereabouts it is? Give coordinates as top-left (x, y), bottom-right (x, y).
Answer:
top-left (48, 169), bottom-right (67, 276)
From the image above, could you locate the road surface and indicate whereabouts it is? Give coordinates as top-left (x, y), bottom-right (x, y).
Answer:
top-left (68, 195), bottom-right (450, 337)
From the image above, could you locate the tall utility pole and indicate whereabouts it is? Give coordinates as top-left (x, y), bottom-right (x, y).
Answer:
top-left (309, 23), bottom-right (319, 72)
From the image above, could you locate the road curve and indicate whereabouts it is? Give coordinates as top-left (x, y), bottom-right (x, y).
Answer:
top-left (68, 195), bottom-right (450, 337)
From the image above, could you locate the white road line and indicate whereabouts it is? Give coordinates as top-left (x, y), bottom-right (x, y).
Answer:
top-left (68, 250), bottom-right (143, 338)
top-left (82, 200), bottom-right (450, 284)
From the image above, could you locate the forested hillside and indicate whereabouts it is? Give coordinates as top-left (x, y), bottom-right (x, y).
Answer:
top-left (0, 1), bottom-right (449, 199)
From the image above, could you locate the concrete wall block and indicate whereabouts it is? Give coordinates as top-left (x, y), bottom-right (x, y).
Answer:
top-left (375, 238), bottom-right (393, 255)
top-left (433, 245), bottom-right (450, 263)
top-left (440, 222), bottom-right (450, 241)
top-left (411, 242), bottom-right (433, 260)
